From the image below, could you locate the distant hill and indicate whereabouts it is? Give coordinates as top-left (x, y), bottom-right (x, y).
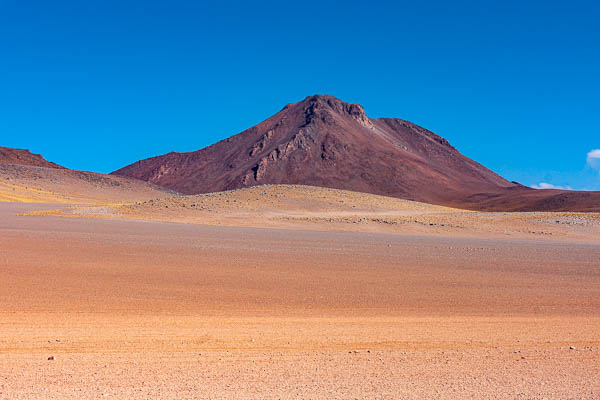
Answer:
top-left (112, 94), bottom-right (600, 212)
top-left (0, 147), bottom-right (172, 204)
top-left (0, 146), bottom-right (65, 169)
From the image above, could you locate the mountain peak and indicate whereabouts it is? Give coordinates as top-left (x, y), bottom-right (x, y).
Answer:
top-left (113, 94), bottom-right (513, 205)
top-left (297, 94), bottom-right (365, 113)
top-left (282, 94), bottom-right (371, 129)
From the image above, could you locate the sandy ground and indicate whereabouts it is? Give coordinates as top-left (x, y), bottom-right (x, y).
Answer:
top-left (1, 195), bottom-right (600, 399)
top-left (0, 163), bottom-right (170, 204)
top-left (26, 184), bottom-right (600, 243)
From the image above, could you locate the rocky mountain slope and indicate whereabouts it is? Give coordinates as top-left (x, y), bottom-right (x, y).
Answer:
top-left (112, 95), bottom-right (600, 211)
top-left (112, 95), bottom-right (519, 205)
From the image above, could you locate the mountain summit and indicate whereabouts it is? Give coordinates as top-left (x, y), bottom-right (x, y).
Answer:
top-left (112, 95), bottom-right (600, 211)
top-left (112, 95), bottom-right (515, 205)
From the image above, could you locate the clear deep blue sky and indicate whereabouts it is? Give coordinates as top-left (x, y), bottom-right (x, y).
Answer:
top-left (1, 1), bottom-right (599, 189)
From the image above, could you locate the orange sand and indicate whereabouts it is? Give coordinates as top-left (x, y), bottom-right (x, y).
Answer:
top-left (1, 183), bottom-right (599, 399)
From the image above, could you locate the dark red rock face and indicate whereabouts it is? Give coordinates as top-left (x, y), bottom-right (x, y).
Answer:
top-left (112, 95), bottom-right (600, 211)
top-left (0, 147), bottom-right (64, 169)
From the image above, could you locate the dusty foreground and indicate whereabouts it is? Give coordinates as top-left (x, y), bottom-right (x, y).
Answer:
top-left (1, 202), bottom-right (600, 399)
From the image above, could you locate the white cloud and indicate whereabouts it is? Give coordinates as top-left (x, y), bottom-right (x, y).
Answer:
top-left (531, 182), bottom-right (572, 190)
top-left (587, 149), bottom-right (600, 171)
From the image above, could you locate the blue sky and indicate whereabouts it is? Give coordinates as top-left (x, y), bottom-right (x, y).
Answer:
top-left (1, 0), bottom-right (599, 189)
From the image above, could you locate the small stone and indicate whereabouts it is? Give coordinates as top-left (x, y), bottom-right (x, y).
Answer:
top-left (47, 356), bottom-right (55, 361)
top-left (569, 346), bottom-right (576, 350)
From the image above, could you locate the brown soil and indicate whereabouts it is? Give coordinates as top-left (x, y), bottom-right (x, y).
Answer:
top-left (1, 181), bottom-right (600, 399)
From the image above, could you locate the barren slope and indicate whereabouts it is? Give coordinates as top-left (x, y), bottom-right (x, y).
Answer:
top-left (0, 146), bottom-right (64, 169)
top-left (112, 95), bottom-right (513, 204)
top-left (112, 95), bottom-right (600, 212)
top-left (0, 162), bottom-right (172, 204)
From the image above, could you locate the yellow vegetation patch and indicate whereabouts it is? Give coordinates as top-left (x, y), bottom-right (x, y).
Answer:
top-left (18, 209), bottom-right (67, 217)
top-left (0, 180), bottom-right (71, 203)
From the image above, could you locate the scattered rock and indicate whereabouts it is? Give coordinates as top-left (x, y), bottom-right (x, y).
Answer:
top-left (569, 346), bottom-right (576, 350)
top-left (47, 356), bottom-right (55, 361)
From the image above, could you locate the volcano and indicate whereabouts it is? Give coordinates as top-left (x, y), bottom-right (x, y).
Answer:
top-left (112, 95), bottom-right (600, 211)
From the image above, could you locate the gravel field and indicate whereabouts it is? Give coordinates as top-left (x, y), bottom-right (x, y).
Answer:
top-left (1, 201), bottom-right (599, 399)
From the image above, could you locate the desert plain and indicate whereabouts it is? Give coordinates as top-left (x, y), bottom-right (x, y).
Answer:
top-left (1, 173), bottom-right (600, 399)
